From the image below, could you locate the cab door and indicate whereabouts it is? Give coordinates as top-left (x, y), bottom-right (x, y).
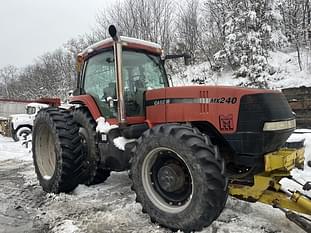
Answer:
top-left (82, 50), bottom-right (117, 119)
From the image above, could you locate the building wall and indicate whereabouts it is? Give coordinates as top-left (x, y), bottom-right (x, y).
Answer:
top-left (0, 100), bottom-right (30, 118)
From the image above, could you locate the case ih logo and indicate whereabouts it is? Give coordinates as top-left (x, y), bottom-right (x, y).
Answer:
top-left (219, 114), bottom-right (234, 131)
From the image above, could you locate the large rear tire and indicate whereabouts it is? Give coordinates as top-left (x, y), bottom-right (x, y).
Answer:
top-left (130, 124), bottom-right (228, 232)
top-left (32, 107), bottom-right (83, 193)
top-left (73, 108), bottom-right (110, 185)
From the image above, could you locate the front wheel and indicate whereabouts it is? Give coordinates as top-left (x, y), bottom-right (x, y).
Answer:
top-left (13, 126), bottom-right (31, 142)
top-left (130, 124), bottom-right (228, 232)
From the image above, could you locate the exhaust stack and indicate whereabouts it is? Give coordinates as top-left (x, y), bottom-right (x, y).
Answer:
top-left (109, 25), bottom-right (127, 126)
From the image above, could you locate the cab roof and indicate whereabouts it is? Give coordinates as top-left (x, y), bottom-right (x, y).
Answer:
top-left (78, 36), bottom-right (162, 61)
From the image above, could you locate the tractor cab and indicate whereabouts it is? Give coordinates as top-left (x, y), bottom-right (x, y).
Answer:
top-left (72, 34), bottom-right (168, 123)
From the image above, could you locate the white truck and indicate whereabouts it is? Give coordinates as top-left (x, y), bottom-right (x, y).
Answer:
top-left (10, 103), bottom-right (49, 141)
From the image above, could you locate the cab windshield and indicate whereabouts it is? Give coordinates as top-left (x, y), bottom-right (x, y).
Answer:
top-left (122, 50), bottom-right (168, 90)
top-left (83, 50), bottom-right (168, 117)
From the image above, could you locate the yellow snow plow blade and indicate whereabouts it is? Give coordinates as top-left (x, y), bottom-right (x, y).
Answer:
top-left (229, 147), bottom-right (311, 215)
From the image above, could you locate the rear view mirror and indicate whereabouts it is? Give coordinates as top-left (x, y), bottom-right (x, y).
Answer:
top-left (184, 53), bottom-right (191, 66)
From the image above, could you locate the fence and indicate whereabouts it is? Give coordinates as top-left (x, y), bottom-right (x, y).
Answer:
top-left (282, 86), bottom-right (311, 129)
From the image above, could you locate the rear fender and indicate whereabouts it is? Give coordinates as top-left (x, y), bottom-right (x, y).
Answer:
top-left (70, 95), bottom-right (101, 120)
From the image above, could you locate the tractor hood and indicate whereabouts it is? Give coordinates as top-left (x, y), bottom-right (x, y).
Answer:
top-left (145, 86), bottom-right (285, 133)
top-left (145, 86), bottom-right (295, 158)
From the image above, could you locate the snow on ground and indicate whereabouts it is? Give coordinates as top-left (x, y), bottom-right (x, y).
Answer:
top-left (0, 131), bottom-right (310, 233)
top-left (51, 220), bottom-right (79, 233)
top-left (268, 50), bottom-right (311, 89)
top-left (0, 135), bottom-right (32, 161)
top-left (172, 49), bottom-right (311, 90)
top-left (281, 131), bottom-right (311, 197)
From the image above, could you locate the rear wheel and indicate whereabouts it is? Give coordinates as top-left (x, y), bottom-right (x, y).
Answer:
top-left (32, 108), bottom-right (83, 193)
top-left (130, 124), bottom-right (228, 232)
top-left (73, 108), bottom-right (110, 185)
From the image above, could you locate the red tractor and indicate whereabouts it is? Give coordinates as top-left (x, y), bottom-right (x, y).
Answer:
top-left (32, 26), bottom-right (311, 232)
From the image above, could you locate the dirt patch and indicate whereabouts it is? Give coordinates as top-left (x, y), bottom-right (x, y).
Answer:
top-left (0, 160), bottom-right (48, 233)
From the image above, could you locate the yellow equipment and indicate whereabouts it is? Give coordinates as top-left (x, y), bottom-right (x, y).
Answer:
top-left (229, 146), bottom-right (311, 232)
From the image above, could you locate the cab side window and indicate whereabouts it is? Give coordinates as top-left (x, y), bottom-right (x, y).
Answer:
top-left (83, 51), bottom-right (117, 118)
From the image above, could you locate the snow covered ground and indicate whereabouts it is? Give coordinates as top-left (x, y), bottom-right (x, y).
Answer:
top-left (172, 49), bottom-right (311, 90)
top-left (0, 131), bottom-right (310, 233)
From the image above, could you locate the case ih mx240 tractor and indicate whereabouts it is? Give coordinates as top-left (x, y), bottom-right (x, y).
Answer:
top-left (32, 26), bottom-right (311, 232)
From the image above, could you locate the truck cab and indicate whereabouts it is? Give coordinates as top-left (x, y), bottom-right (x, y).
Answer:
top-left (10, 103), bottom-right (49, 141)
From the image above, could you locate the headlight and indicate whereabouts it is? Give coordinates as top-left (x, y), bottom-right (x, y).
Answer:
top-left (263, 119), bottom-right (296, 131)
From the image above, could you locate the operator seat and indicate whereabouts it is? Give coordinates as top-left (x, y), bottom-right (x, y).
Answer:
top-left (134, 79), bottom-right (146, 116)
top-left (100, 82), bottom-right (117, 118)
top-left (103, 82), bottom-right (116, 98)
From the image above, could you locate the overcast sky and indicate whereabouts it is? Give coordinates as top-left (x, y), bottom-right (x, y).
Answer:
top-left (0, 0), bottom-right (114, 69)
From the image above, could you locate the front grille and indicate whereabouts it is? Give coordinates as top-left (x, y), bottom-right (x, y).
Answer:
top-left (237, 93), bottom-right (294, 132)
top-left (224, 92), bottom-right (295, 159)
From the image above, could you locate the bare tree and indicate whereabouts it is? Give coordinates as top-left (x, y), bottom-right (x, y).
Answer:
top-left (198, 0), bottom-right (232, 68)
top-left (0, 65), bottom-right (19, 98)
top-left (0, 48), bottom-right (76, 100)
top-left (175, 0), bottom-right (200, 61)
top-left (279, 0), bottom-right (309, 71)
top-left (95, 0), bottom-right (175, 51)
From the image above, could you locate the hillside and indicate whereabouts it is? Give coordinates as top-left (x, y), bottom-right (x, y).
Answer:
top-left (172, 49), bottom-right (311, 89)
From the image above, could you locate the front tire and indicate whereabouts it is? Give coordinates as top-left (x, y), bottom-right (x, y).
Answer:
top-left (130, 124), bottom-right (228, 232)
top-left (32, 108), bottom-right (83, 193)
top-left (13, 126), bottom-right (31, 142)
